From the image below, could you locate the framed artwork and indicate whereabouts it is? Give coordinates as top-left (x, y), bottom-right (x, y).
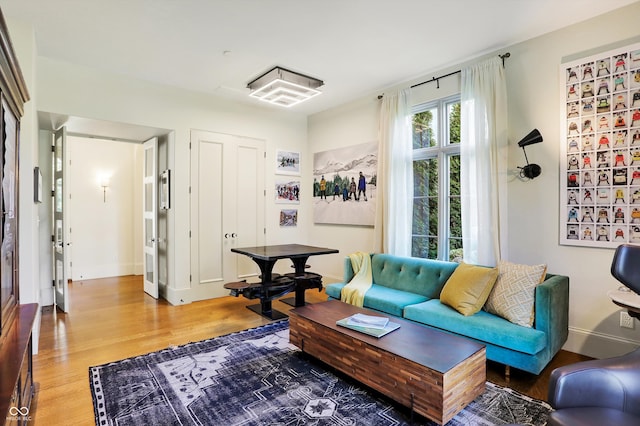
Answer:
top-left (33, 166), bottom-right (42, 203)
top-left (560, 42), bottom-right (640, 247)
top-left (313, 141), bottom-right (378, 226)
top-left (275, 179), bottom-right (300, 204)
top-left (279, 209), bottom-right (298, 227)
top-left (160, 169), bottom-right (170, 210)
top-left (276, 150), bottom-right (300, 175)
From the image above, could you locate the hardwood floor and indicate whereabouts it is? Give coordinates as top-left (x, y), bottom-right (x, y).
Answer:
top-left (31, 275), bottom-right (591, 425)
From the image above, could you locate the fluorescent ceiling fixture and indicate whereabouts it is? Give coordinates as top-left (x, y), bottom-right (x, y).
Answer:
top-left (247, 66), bottom-right (324, 108)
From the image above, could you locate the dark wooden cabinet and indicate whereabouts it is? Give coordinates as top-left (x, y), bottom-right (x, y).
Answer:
top-left (0, 304), bottom-right (37, 425)
top-left (0, 6), bottom-right (33, 426)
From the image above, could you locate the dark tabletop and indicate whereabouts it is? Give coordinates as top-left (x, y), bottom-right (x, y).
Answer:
top-left (231, 244), bottom-right (339, 260)
top-left (290, 300), bottom-right (486, 373)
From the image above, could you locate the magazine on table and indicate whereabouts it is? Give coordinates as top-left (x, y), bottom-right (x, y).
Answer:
top-left (337, 313), bottom-right (400, 338)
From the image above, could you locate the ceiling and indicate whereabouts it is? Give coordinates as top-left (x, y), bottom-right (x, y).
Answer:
top-left (1, 0), bottom-right (638, 119)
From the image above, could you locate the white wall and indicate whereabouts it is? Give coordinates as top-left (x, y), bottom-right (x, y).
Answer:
top-left (7, 16), bottom-right (41, 352)
top-left (9, 33), bottom-right (311, 305)
top-left (67, 136), bottom-right (141, 280)
top-left (505, 5), bottom-right (640, 358)
top-left (309, 2), bottom-right (640, 358)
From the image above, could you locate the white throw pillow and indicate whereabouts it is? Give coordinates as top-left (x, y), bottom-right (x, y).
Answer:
top-left (484, 260), bottom-right (547, 327)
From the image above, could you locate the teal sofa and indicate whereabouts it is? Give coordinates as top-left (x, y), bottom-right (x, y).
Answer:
top-left (325, 253), bottom-right (569, 375)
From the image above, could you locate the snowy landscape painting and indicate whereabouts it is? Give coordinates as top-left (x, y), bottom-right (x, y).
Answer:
top-left (313, 142), bottom-right (378, 226)
top-left (276, 150), bottom-right (300, 175)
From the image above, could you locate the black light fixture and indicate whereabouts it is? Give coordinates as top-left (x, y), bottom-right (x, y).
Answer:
top-left (517, 128), bottom-right (543, 179)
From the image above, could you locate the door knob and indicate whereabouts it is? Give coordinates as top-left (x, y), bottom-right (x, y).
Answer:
top-left (232, 233), bottom-right (237, 238)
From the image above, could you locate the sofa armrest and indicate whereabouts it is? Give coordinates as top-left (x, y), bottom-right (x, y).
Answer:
top-left (343, 256), bottom-right (355, 283)
top-left (548, 348), bottom-right (640, 413)
top-left (534, 274), bottom-right (569, 357)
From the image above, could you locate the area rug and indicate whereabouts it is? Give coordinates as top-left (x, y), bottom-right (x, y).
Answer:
top-left (90, 320), bottom-right (551, 425)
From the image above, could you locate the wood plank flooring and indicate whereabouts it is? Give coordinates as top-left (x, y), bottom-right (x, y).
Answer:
top-left (31, 275), bottom-right (591, 425)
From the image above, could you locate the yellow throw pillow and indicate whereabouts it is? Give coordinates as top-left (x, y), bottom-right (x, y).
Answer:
top-left (484, 260), bottom-right (547, 327)
top-left (440, 262), bottom-right (499, 316)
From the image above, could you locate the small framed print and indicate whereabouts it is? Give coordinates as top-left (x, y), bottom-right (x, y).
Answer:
top-left (33, 166), bottom-right (42, 203)
top-left (160, 169), bottom-right (170, 210)
top-left (275, 179), bottom-right (300, 204)
top-left (279, 209), bottom-right (298, 227)
top-left (276, 150), bottom-right (300, 175)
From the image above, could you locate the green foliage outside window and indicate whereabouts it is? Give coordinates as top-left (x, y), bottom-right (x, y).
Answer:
top-left (411, 100), bottom-right (462, 261)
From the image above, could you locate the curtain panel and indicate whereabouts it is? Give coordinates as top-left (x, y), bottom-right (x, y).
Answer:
top-left (460, 57), bottom-right (508, 266)
top-left (374, 88), bottom-right (413, 256)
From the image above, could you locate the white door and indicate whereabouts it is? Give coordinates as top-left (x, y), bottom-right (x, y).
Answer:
top-left (143, 137), bottom-right (159, 298)
top-left (53, 127), bottom-right (69, 312)
top-left (190, 130), bottom-right (265, 299)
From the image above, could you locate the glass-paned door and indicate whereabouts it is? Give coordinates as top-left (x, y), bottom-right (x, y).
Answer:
top-left (143, 138), bottom-right (158, 298)
top-left (53, 127), bottom-right (68, 312)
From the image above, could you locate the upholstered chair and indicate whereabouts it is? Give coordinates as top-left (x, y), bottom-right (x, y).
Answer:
top-left (611, 243), bottom-right (640, 294)
top-left (547, 348), bottom-right (640, 425)
top-left (547, 243), bottom-right (640, 425)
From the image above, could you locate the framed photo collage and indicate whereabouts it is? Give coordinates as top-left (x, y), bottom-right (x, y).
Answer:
top-left (560, 42), bottom-right (640, 248)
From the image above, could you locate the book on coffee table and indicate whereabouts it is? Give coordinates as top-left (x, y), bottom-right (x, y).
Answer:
top-left (337, 314), bottom-right (400, 338)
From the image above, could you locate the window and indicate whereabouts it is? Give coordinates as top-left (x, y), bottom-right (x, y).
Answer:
top-left (412, 95), bottom-right (462, 261)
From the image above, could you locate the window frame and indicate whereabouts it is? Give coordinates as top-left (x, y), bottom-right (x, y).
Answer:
top-left (411, 94), bottom-right (461, 261)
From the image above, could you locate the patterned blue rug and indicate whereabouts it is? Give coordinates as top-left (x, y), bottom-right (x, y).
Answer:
top-left (89, 320), bottom-right (551, 425)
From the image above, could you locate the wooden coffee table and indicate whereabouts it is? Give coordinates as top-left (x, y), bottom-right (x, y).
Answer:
top-left (289, 300), bottom-right (486, 425)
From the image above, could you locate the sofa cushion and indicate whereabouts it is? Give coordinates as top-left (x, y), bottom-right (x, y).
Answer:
top-left (484, 261), bottom-right (547, 327)
top-left (325, 283), bottom-right (429, 317)
top-left (372, 254), bottom-right (458, 298)
top-left (404, 299), bottom-right (547, 355)
top-left (440, 262), bottom-right (498, 316)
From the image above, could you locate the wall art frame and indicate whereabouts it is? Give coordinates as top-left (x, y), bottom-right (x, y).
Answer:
top-left (275, 149), bottom-right (300, 176)
top-left (275, 179), bottom-right (300, 204)
top-left (560, 41), bottom-right (640, 248)
top-left (33, 166), bottom-right (42, 203)
top-left (312, 141), bottom-right (378, 226)
top-left (160, 169), bottom-right (171, 210)
top-left (279, 209), bottom-right (298, 227)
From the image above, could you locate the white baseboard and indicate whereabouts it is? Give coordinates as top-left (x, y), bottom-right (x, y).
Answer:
top-left (40, 286), bottom-right (54, 307)
top-left (564, 326), bottom-right (640, 359)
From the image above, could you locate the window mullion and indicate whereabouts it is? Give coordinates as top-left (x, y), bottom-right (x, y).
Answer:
top-left (437, 98), bottom-right (449, 261)
top-left (438, 151), bottom-right (449, 260)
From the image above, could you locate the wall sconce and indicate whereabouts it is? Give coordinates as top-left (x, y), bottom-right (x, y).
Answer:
top-left (100, 177), bottom-right (110, 202)
top-left (517, 129), bottom-right (543, 179)
top-left (247, 66), bottom-right (324, 108)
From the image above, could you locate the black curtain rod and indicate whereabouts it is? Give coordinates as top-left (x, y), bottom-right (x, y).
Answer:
top-left (410, 69), bottom-right (461, 90)
top-left (377, 52), bottom-right (511, 99)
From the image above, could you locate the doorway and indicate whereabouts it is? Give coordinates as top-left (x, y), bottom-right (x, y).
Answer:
top-left (37, 112), bottom-right (172, 310)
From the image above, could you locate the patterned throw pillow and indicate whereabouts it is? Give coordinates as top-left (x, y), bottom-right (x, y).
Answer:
top-left (484, 261), bottom-right (547, 327)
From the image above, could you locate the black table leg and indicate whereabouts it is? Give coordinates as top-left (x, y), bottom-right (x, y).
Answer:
top-left (245, 259), bottom-right (288, 320)
top-left (281, 256), bottom-right (316, 307)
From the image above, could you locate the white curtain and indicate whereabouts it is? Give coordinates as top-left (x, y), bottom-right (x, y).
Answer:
top-left (374, 88), bottom-right (413, 256)
top-left (460, 57), bottom-right (508, 266)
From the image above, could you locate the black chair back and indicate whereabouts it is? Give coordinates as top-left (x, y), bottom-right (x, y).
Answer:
top-left (611, 244), bottom-right (640, 294)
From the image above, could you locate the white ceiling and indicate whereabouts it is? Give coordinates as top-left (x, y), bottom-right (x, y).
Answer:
top-left (2, 0), bottom-right (638, 118)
